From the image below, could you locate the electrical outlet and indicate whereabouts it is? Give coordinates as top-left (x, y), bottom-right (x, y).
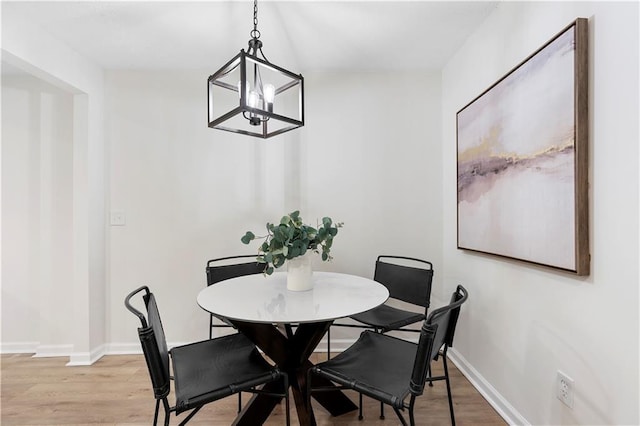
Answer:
top-left (556, 371), bottom-right (574, 408)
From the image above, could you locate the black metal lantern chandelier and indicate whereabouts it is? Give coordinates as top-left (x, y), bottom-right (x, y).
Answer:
top-left (207, 0), bottom-right (304, 139)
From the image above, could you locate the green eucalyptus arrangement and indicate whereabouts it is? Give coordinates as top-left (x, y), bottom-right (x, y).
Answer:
top-left (241, 210), bottom-right (343, 275)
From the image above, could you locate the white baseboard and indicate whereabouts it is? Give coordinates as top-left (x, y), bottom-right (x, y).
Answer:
top-left (0, 341), bottom-right (38, 354)
top-left (67, 344), bottom-right (108, 366)
top-left (106, 342), bottom-right (143, 355)
top-left (447, 347), bottom-right (529, 425)
top-left (32, 344), bottom-right (74, 358)
top-left (2, 342), bottom-right (108, 365)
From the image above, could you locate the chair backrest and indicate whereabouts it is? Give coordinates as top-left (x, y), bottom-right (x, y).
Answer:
top-left (410, 285), bottom-right (468, 396)
top-left (124, 286), bottom-right (171, 400)
top-left (373, 255), bottom-right (434, 308)
top-left (206, 255), bottom-right (264, 286)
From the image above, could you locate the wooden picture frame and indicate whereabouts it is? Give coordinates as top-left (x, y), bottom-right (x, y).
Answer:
top-left (456, 18), bottom-right (589, 275)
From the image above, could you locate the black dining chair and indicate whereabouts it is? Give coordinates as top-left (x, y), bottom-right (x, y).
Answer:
top-left (125, 285), bottom-right (290, 426)
top-left (206, 255), bottom-right (264, 339)
top-left (327, 255), bottom-right (434, 418)
top-left (308, 285), bottom-right (468, 426)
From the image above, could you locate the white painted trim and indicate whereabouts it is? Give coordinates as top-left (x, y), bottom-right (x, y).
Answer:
top-left (448, 348), bottom-right (529, 425)
top-left (33, 344), bottom-right (74, 358)
top-left (66, 352), bottom-right (90, 366)
top-left (0, 342), bottom-right (39, 354)
top-left (106, 343), bottom-right (143, 355)
top-left (66, 344), bottom-right (107, 366)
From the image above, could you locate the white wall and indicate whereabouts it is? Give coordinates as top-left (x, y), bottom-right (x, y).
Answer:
top-left (442, 2), bottom-right (639, 425)
top-left (1, 76), bottom-right (73, 352)
top-left (2, 9), bottom-right (107, 364)
top-left (106, 69), bottom-right (443, 349)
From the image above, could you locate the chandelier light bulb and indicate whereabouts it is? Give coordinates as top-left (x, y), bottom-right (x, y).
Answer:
top-left (263, 84), bottom-right (275, 103)
top-left (248, 90), bottom-right (259, 108)
top-left (247, 91), bottom-right (261, 125)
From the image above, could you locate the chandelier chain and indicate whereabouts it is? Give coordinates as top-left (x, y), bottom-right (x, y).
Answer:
top-left (250, 0), bottom-right (260, 40)
top-left (253, 0), bottom-right (258, 31)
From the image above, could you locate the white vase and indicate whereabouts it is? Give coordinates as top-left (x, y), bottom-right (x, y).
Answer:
top-left (287, 252), bottom-right (313, 291)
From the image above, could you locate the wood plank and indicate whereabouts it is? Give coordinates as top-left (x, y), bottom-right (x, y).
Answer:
top-left (1, 353), bottom-right (506, 425)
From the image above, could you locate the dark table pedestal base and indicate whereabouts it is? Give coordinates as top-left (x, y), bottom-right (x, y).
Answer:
top-left (230, 320), bottom-right (356, 426)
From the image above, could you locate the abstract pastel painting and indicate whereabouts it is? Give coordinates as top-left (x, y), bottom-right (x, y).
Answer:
top-left (456, 18), bottom-right (589, 275)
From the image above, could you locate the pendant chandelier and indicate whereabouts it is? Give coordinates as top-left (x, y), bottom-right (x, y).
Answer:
top-left (207, 0), bottom-right (304, 139)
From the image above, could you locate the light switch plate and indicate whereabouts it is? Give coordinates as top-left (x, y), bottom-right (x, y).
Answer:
top-left (110, 210), bottom-right (126, 226)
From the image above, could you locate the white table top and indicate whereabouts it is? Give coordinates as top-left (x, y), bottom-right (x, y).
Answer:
top-left (197, 271), bottom-right (389, 324)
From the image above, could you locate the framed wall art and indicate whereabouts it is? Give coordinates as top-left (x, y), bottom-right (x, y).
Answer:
top-left (456, 18), bottom-right (589, 275)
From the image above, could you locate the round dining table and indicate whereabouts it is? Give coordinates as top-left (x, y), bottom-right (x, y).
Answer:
top-left (197, 271), bottom-right (389, 426)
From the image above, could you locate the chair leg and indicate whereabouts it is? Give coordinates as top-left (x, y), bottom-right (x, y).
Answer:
top-left (443, 356), bottom-right (456, 426)
top-left (209, 314), bottom-right (213, 339)
top-left (162, 399), bottom-right (172, 426)
top-left (374, 327), bottom-right (385, 420)
top-left (392, 406), bottom-right (409, 426)
top-left (327, 328), bottom-right (331, 360)
top-left (408, 395), bottom-right (417, 426)
top-left (153, 399), bottom-right (161, 426)
top-left (178, 406), bottom-right (202, 426)
top-left (238, 393), bottom-right (242, 413)
top-left (358, 393), bottom-right (363, 420)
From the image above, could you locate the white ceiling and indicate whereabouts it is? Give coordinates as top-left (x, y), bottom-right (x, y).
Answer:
top-left (2, 1), bottom-right (498, 72)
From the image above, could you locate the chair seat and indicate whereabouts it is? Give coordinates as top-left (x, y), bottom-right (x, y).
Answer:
top-left (171, 333), bottom-right (281, 414)
top-left (351, 304), bottom-right (426, 332)
top-left (312, 331), bottom-right (416, 409)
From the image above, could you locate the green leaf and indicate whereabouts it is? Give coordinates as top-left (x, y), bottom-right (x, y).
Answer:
top-left (280, 215), bottom-right (291, 225)
top-left (266, 266), bottom-right (274, 275)
top-left (274, 226), bottom-right (287, 242)
top-left (274, 256), bottom-right (286, 268)
top-left (322, 252), bottom-right (328, 261)
top-left (240, 231), bottom-right (255, 244)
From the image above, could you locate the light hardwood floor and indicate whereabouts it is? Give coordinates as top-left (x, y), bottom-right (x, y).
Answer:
top-left (1, 352), bottom-right (506, 425)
